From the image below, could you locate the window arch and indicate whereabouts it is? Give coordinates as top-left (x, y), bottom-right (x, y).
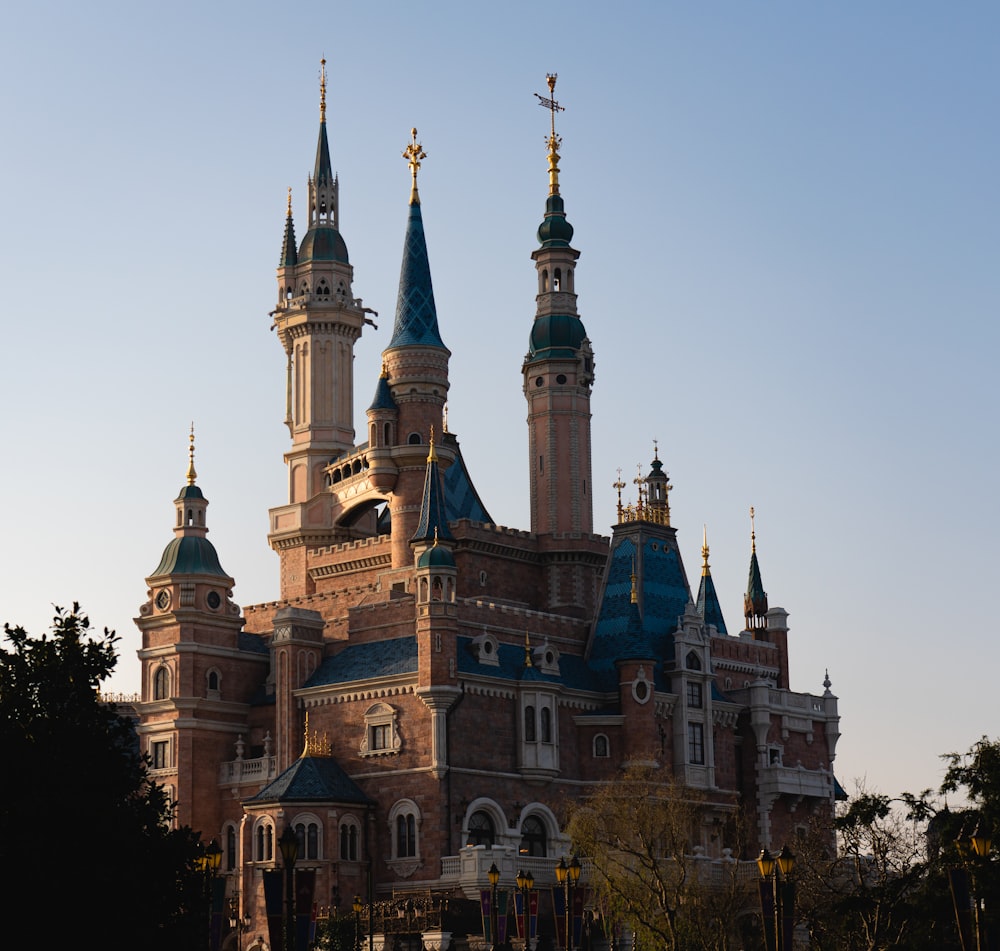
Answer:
top-left (593, 734), bottom-right (610, 758)
top-left (389, 800), bottom-right (420, 861)
top-left (519, 815), bottom-right (547, 857)
top-left (407, 432), bottom-right (422, 445)
top-left (467, 810), bottom-right (495, 848)
top-left (255, 821), bottom-right (274, 862)
top-left (295, 819), bottom-right (320, 861)
top-left (340, 817), bottom-right (361, 862)
top-left (153, 666), bottom-right (170, 701)
top-left (686, 651), bottom-right (702, 671)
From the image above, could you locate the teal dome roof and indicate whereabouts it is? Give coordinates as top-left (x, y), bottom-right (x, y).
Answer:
top-left (176, 484), bottom-right (204, 500)
top-left (537, 194), bottom-right (574, 247)
top-left (299, 226), bottom-right (349, 264)
top-left (528, 314), bottom-right (587, 359)
top-left (417, 544), bottom-right (455, 569)
top-left (151, 536), bottom-right (229, 578)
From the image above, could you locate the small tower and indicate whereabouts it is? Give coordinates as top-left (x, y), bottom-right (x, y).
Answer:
top-left (744, 507), bottom-right (769, 635)
top-left (523, 74), bottom-right (594, 539)
top-left (135, 428), bottom-right (248, 833)
top-left (382, 129), bottom-right (453, 567)
top-left (270, 60), bottom-right (370, 523)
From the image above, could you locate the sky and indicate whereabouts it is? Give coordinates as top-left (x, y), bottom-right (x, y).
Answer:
top-left (0, 2), bottom-right (996, 804)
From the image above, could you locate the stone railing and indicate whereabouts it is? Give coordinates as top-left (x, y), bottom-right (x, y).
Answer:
top-left (218, 755), bottom-right (277, 787)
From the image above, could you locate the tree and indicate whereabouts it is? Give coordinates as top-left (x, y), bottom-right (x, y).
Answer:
top-left (566, 764), bottom-right (754, 951)
top-left (0, 605), bottom-right (206, 951)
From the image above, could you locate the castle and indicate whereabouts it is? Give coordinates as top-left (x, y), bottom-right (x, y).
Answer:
top-left (134, 67), bottom-right (841, 948)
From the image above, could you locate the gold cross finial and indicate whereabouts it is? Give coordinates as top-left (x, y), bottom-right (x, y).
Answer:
top-left (286, 186), bottom-right (293, 218)
top-left (534, 73), bottom-right (565, 195)
top-left (702, 525), bottom-right (711, 577)
top-left (186, 423), bottom-right (197, 485)
top-left (403, 128), bottom-right (426, 205)
top-left (319, 58), bottom-right (327, 122)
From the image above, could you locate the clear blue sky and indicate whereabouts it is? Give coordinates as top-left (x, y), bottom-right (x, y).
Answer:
top-left (1, 2), bottom-right (996, 802)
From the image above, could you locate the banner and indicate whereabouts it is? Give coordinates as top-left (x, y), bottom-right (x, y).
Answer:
top-left (263, 870), bottom-right (285, 951)
top-left (295, 870), bottom-right (317, 951)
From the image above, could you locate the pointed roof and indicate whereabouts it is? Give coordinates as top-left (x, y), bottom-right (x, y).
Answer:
top-left (246, 754), bottom-right (370, 806)
top-left (313, 60), bottom-right (333, 189)
top-left (744, 507), bottom-right (768, 631)
top-left (388, 198), bottom-right (446, 349)
top-left (695, 528), bottom-right (728, 635)
top-left (412, 431), bottom-right (454, 544)
top-left (367, 363), bottom-right (397, 413)
top-left (279, 188), bottom-right (298, 267)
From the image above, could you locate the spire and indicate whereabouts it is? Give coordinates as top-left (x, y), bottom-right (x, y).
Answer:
top-left (185, 422), bottom-right (197, 486)
top-left (744, 507), bottom-right (769, 632)
top-left (388, 132), bottom-right (446, 349)
top-left (411, 428), bottom-right (454, 544)
top-left (534, 74), bottom-right (575, 249)
top-left (313, 58), bottom-right (333, 189)
top-left (534, 73), bottom-right (565, 197)
top-left (367, 361), bottom-right (397, 413)
top-left (280, 187), bottom-right (298, 266)
top-left (696, 526), bottom-right (729, 635)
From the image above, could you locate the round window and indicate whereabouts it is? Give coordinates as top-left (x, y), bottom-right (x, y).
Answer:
top-left (207, 591), bottom-right (221, 610)
top-left (155, 589), bottom-right (170, 611)
top-left (556, 374), bottom-right (567, 384)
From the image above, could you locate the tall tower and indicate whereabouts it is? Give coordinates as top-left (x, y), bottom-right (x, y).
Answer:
top-left (271, 61), bottom-right (370, 510)
top-left (523, 75), bottom-right (595, 539)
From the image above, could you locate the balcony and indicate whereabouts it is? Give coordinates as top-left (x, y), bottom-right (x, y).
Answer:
top-left (218, 755), bottom-right (277, 788)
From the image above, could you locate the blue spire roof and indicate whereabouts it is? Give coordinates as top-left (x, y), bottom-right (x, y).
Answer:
top-left (412, 440), bottom-right (454, 544)
top-left (247, 754), bottom-right (370, 805)
top-left (388, 202), bottom-right (446, 349)
top-left (696, 571), bottom-right (728, 635)
top-left (367, 367), bottom-right (397, 413)
top-left (314, 120), bottom-right (333, 188)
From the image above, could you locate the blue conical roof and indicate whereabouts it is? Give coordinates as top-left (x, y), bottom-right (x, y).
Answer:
top-left (388, 202), bottom-right (446, 349)
top-left (412, 441), bottom-right (453, 544)
top-left (696, 571), bottom-right (728, 635)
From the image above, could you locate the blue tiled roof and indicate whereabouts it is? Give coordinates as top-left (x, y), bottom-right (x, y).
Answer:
top-left (696, 571), bottom-right (729, 635)
top-left (304, 637), bottom-right (417, 687)
top-left (441, 434), bottom-right (492, 524)
top-left (412, 450), bottom-right (453, 544)
top-left (150, 536), bottom-right (229, 579)
top-left (238, 632), bottom-right (270, 655)
top-left (456, 638), bottom-right (609, 692)
top-left (247, 755), bottom-right (371, 805)
top-left (388, 202), bottom-right (446, 349)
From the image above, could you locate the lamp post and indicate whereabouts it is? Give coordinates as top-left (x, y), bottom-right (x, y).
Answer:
top-left (488, 862), bottom-right (501, 951)
top-left (756, 845), bottom-right (795, 951)
top-left (197, 839), bottom-right (223, 951)
top-left (353, 894), bottom-right (363, 951)
top-left (278, 825), bottom-right (299, 951)
top-left (951, 824), bottom-right (993, 951)
top-left (516, 868), bottom-right (534, 951)
top-left (229, 896), bottom-right (252, 951)
top-left (555, 855), bottom-right (581, 951)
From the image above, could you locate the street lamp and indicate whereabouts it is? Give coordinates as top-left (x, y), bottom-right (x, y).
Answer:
top-left (555, 855), bottom-right (581, 951)
top-left (756, 845), bottom-right (795, 951)
top-left (229, 896), bottom-right (252, 951)
top-left (516, 868), bottom-right (534, 950)
top-left (951, 824), bottom-right (993, 951)
top-left (487, 862), bottom-right (501, 951)
top-left (197, 839), bottom-right (223, 951)
top-left (279, 826), bottom-right (299, 951)
top-left (353, 894), bottom-right (363, 951)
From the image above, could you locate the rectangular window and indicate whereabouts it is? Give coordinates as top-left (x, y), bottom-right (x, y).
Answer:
top-left (151, 740), bottom-right (168, 770)
top-left (686, 682), bottom-right (703, 708)
top-left (687, 723), bottom-right (705, 765)
top-left (371, 724), bottom-right (390, 751)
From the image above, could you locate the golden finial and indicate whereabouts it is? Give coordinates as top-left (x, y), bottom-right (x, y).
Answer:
top-left (750, 506), bottom-right (757, 553)
top-left (427, 425), bottom-right (437, 463)
top-left (534, 73), bottom-right (565, 196)
top-left (286, 186), bottom-right (293, 217)
top-left (302, 711), bottom-right (331, 758)
top-left (701, 525), bottom-right (711, 577)
top-left (319, 58), bottom-right (327, 123)
top-left (630, 558), bottom-right (638, 604)
top-left (380, 360), bottom-right (389, 379)
top-left (186, 423), bottom-right (197, 485)
top-left (613, 468), bottom-right (626, 522)
top-left (524, 629), bottom-right (533, 667)
top-left (653, 438), bottom-right (659, 461)
top-left (403, 127), bottom-right (426, 205)
top-left (432, 527), bottom-right (439, 547)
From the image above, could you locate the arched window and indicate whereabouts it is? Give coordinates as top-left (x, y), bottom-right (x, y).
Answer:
top-left (153, 666), bottom-right (169, 701)
top-left (520, 816), bottom-right (547, 857)
top-left (207, 670), bottom-right (220, 693)
top-left (540, 707), bottom-right (552, 743)
top-left (295, 821), bottom-right (319, 861)
top-left (686, 651), bottom-right (702, 671)
top-left (408, 432), bottom-right (422, 445)
top-left (594, 734), bottom-right (610, 758)
top-left (467, 811), bottom-right (495, 848)
top-left (397, 814), bottom-right (416, 858)
top-left (255, 823), bottom-right (274, 862)
top-left (340, 820), bottom-right (360, 861)
top-left (524, 706), bottom-right (536, 742)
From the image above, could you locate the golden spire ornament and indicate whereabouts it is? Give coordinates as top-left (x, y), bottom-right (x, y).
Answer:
top-left (319, 58), bottom-right (327, 122)
top-left (701, 526), bottom-right (711, 577)
top-left (186, 423), bottom-right (197, 486)
top-left (403, 128), bottom-right (426, 205)
top-left (534, 73), bottom-right (565, 195)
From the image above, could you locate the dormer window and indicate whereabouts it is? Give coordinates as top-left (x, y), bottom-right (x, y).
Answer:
top-left (470, 633), bottom-right (500, 667)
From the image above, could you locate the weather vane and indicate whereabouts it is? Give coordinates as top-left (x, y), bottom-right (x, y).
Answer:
top-left (534, 73), bottom-right (565, 195)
